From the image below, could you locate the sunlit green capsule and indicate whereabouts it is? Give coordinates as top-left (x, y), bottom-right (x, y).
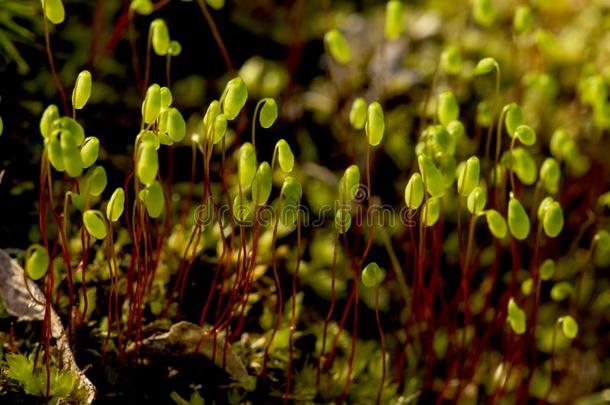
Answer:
top-left (550, 282), bottom-right (573, 301)
top-left (431, 125), bottom-right (451, 153)
top-left (142, 84), bottom-right (162, 124)
top-left (83, 210), bottom-right (107, 239)
top-left (222, 77), bottom-right (248, 120)
top-left (476, 100), bottom-right (493, 127)
top-left (441, 45), bottom-right (461, 75)
top-left (384, 0), bottom-right (403, 40)
top-left (549, 129), bottom-right (574, 161)
top-left (507, 298), bottom-right (526, 334)
top-left (141, 180), bottom-right (164, 218)
top-left (485, 209), bottom-right (507, 239)
top-left (251, 162), bottom-right (272, 205)
top-left (203, 100), bottom-right (220, 132)
top-left (540, 258), bottom-right (555, 281)
top-left (72, 70), bottom-right (92, 110)
top-left (437, 91), bottom-right (459, 126)
top-left (160, 87), bottom-right (172, 110)
top-left (276, 139), bottom-right (294, 173)
top-left (137, 143), bottom-right (158, 185)
top-left (540, 158), bottom-right (560, 194)
top-left (106, 188), bottom-right (125, 222)
top-left (168, 40), bottom-right (182, 56)
top-left (593, 230), bottom-right (610, 267)
top-left (537, 197), bottom-right (553, 222)
top-left (505, 103), bottom-right (524, 136)
top-left (467, 186), bottom-right (486, 215)
top-left (447, 120), bottom-right (465, 138)
top-left (85, 166), bottom-right (107, 197)
top-left (457, 156), bottom-right (480, 196)
top-left (205, 0), bottom-right (224, 10)
top-left (404, 173), bottom-right (424, 210)
top-left (324, 29), bottom-right (351, 64)
top-left (542, 201), bottom-right (564, 238)
top-left (42, 0), bottom-right (65, 24)
top-left (238, 142), bottom-right (257, 189)
top-left (366, 102), bottom-right (385, 146)
top-left (130, 0), bottom-right (153, 15)
top-left (62, 146), bottom-right (84, 178)
top-left (515, 125), bottom-right (536, 146)
top-left (166, 108), bottom-right (186, 142)
top-left (47, 136), bottom-right (65, 171)
top-left (151, 19), bottom-right (170, 56)
top-left (362, 262), bottom-right (385, 288)
top-left (473, 57), bottom-right (497, 76)
top-left (560, 316), bottom-right (578, 339)
top-left (58, 117), bottom-right (85, 147)
top-left (422, 196), bottom-right (440, 226)
top-left (0, 116), bottom-right (3, 136)
top-left (339, 165), bottom-right (361, 202)
top-left (511, 147), bottom-right (537, 186)
top-left (212, 113), bottom-right (227, 144)
top-left (233, 194), bottom-right (249, 222)
top-left (26, 244), bottom-right (49, 281)
top-left (513, 6), bottom-right (532, 35)
top-left (349, 98), bottom-right (367, 130)
top-left (40, 105), bottom-right (59, 138)
top-left (473, 0), bottom-right (496, 27)
top-left (417, 154), bottom-right (445, 197)
top-left (80, 137), bottom-right (100, 168)
top-left (138, 129), bottom-right (160, 149)
top-left (281, 176), bottom-right (302, 203)
top-left (335, 208), bottom-right (352, 234)
top-left (508, 194), bottom-right (530, 240)
top-left (259, 98), bottom-right (278, 128)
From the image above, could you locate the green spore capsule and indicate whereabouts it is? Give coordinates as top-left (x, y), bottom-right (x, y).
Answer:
top-left (384, 0), bottom-right (404, 40)
top-left (521, 278), bottom-right (533, 295)
top-left (437, 91), bottom-right (459, 126)
top-left (203, 100), bottom-right (220, 132)
top-left (40, 105), bottom-right (59, 138)
top-left (0, 116), bottom-right (3, 136)
top-left (26, 244), bottom-right (50, 281)
top-left (508, 193), bottom-right (530, 240)
top-left (142, 84), bottom-right (161, 124)
top-left (166, 108), bottom-right (186, 142)
top-left (212, 113), bottom-right (228, 144)
top-left (205, 0), bottom-right (224, 10)
top-left (130, 0), bottom-right (153, 15)
top-left (514, 6), bottom-right (532, 35)
top-left (350, 97), bottom-right (367, 130)
top-left (137, 143), bottom-right (158, 185)
top-left (537, 259), bottom-right (554, 281)
top-left (106, 188), bottom-right (125, 222)
top-left (473, 0), bottom-right (496, 27)
top-left (339, 165), bottom-right (361, 203)
top-left (417, 154), bottom-right (445, 197)
top-left (540, 158), bottom-right (561, 194)
top-left (151, 19), bottom-right (170, 56)
top-left (486, 209), bottom-right (507, 239)
top-left (537, 197), bottom-right (553, 221)
top-left (141, 180), bottom-right (164, 218)
top-left (366, 102), bottom-right (385, 146)
top-left (80, 137), bottom-right (99, 168)
top-left (85, 166), bottom-right (107, 197)
top-left (447, 120), bottom-right (465, 138)
top-left (441, 45), bottom-right (461, 75)
top-left (507, 298), bottom-right (526, 334)
top-left (477, 100), bottom-right (493, 127)
top-left (83, 210), bottom-right (107, 240)
top-left (550, 282), bottom-right (574, 301)
top-left (72, 70), bottom-right (92, 110)
top-left (335, 208), bottom-right (352, 234)
top-left (42, 0), bottom-right (65, 24)
top-left (457, 156), bottom-right (480, 196)
top-left (47, 136), bottom-right (65, 172)
top-left (560, 316), bottom-right (578, 339)
top-left (251, 162), bottom-right (272, 205)
top-left (362, 262), bottom-right (385, 288)
top-left (404, 173), bottom-right (424, 210)
top-left (431, 125), bottom-right (452, 153)
top-left (259, 98), bottom-right (278, 128)
top-left (422, 196), bottom-right (440, 226)
top-left (222, 77), bottom-right (248, 120)
top-left (138, 129), bottom-right (160, 149)
top-left (511, 147), bottom-right (537, 186)
top-left (542, 201), bottom-right (564, 238)
top-left (324, 29), bottom-right (351, 64)
top-left (467, 186), bottom-right (487, 215)
top-left (160, 87), bottom-right (172, 110)
top-left (62, 146), bottom-right (84, 178)
top-left (58, 117), bottom-right (85, 147)
top-left (505, 103), bottom-right (524, 136)
top-left (473, 57), bottom-right (497, 76)
top-left (281, 176), bottom-right (302, 203)
top-left (514, 124), bottom-right (536, 146)
top-left (238, 142), bottom-right (257, 189)
top-left (276, 139), bottom-right (294, 173)
top-left (233, 194), bottom-right (249, 223)
top-left (168, 40), bottom-right (182, 56)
